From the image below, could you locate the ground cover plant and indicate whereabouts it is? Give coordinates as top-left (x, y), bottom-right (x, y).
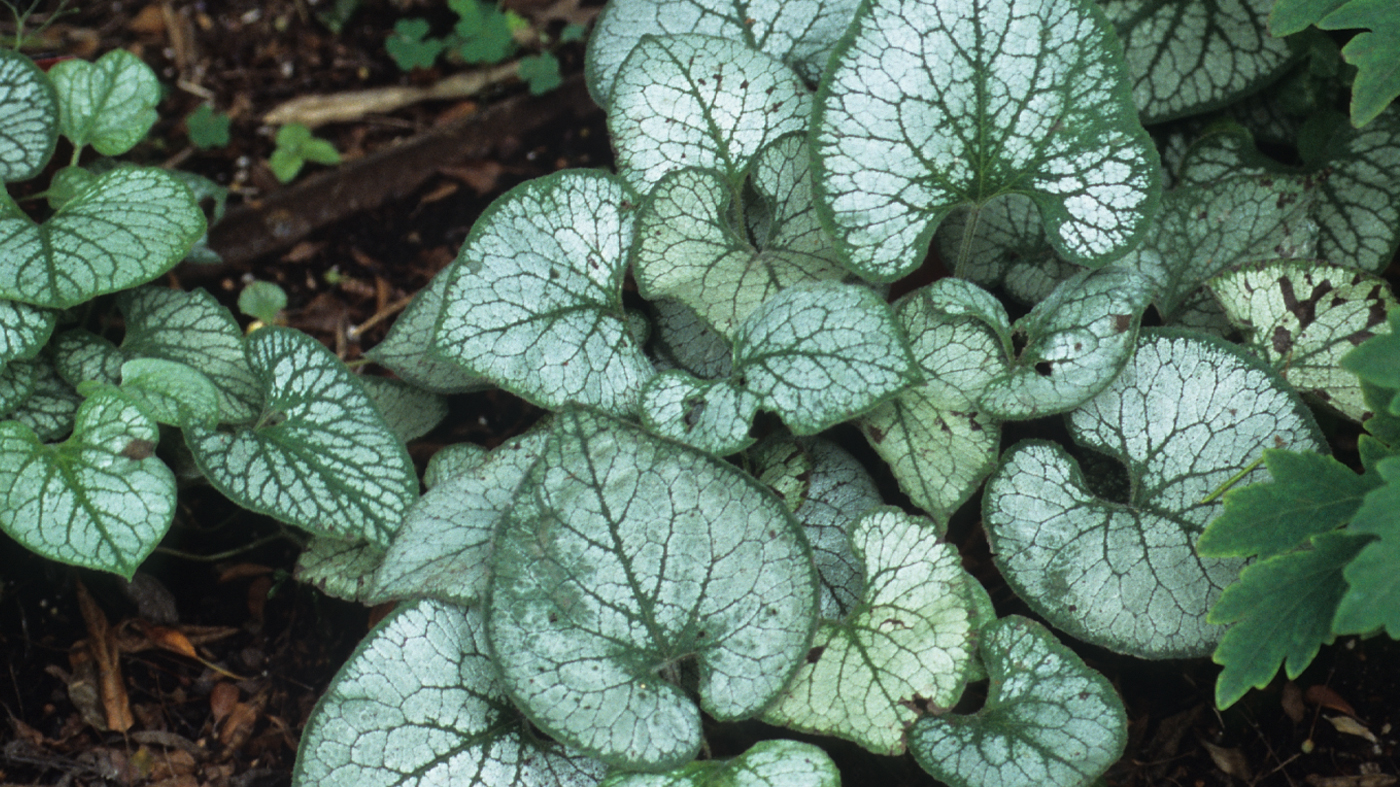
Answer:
top-left (1, 0), bottom-right (1399, 786)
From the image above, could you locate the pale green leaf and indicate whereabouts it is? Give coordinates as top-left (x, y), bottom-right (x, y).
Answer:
top-left (52, 329), bottom-right (123, 388)
top-left (423, 442), bottom-right (490, 489)
top-left (980, 264), bottom-right (1154, 420)
top-left (813, 0), bottom-right (1161, 281)
top-left (1103, 0), bottom-right (1296, 124)
top-left (764, 508), bottom-right (979, 755)
top-left (599, 739), bottom-right (838, 787)
top-left (115, 358), bottom-right (221, 430)
top-left (365, 272), bottom-right (489, 395)
top-left (10, 357), bottom-right (80, 441)
top-left (371, 431), bottom-right (548, 606)
top-left (433, 170), bottom-right (650, 416)
top-left (586, 0), bottom-right (858, 104)
top-left (0, 299), bottom-right (55, 367)
top-left (639, 369), bottom-right (759, 455)
top-left (49, 50), bottom-right (160, 156)
top-left (609, 34), bottom-right (812, 194)
top-left (185, 327), bottom-right (417, 547)
top-left (632, 135), bottom-right (850, 339)
top-left (295, 536), bottom-right (386, 604)
top-left (649, 298), bottom-right (733, 379)
top-left (294, 599), bottom-right (607, 787)
top-left (984, 331), bottom-right (1324, 658)
top-left (0, 167), bottom-right (205, 309)
top-left (748, 436), bottom-right (813, 513)
top-left (1211, 260), bottom-right (1398, 420)
top-left (0, 359), bottom-right (37, 415)
top-left (0, 47), bottom-right (58, 182)
top-left (0, 389), bottom-right (174, 578)
top-left (358, 376), bottom-right (448, 443)
top-left (909, 616), bottom-right (1127, 787)
top-left (488, 408), bottom-right (818, 771)
top-left (117, 287), bottom-right (260, 424)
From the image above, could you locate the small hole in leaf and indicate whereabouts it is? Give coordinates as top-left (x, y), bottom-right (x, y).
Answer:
top-left (1034, 361), bottom-right (1053, 377)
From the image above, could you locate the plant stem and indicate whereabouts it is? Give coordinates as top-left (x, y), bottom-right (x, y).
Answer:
top-left (952, 202), bottom-right (983, 280)
top-left (1199, 454), bottom-right (1267, 505)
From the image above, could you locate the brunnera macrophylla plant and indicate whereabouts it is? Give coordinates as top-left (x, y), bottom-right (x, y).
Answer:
top-left (286, 0), bottom-right (1400, 784)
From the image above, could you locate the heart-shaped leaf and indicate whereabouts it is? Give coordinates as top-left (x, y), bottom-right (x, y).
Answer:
top-left (1103, 0), bottom-right (1296, 123)
top-left (433, 170), bottom-right (651, 416)
top-left (293, 536), bottom-right (386, 604)
top-left (294, 598), bottom-right (608, 787)
top-left (0, 388), bottom-right (174, 578)
top-left (10, 357), bottom-right (80, 441)
top-left (984, 330), bottom-right (1324, 658)
top-left (764, 507), bottom-right (981, 755)
top-left (0, 47), bottom-right (58, 182)
top-left (358, 376), bottom-right (447, 443)
top-left (365, 272), bottom-right (488, 394)
top-left (0, 166), bottom-right (205, 309)
top-left (908, 616), bottom-right (1127, 787)
top-left (52, 329), bottom-right (123, 389)
top-left (600, 739), bottom-right (839, 787)
top-left (609, 34), bottom-right (812, 194)
top-left (488, 408), bottom-right (819, 771)
top-left (633, 134), bottom-right (850, 339)
top-left (1210, 260), bottom-right (1398, 420)
top-left (48, 50), bottom-right (160, 156)
top-left (0, 359), bottom-right (37, 415)
top-left (813, 0), bottom-right (1161, 281)
top-left (185, 327), bottom-right (417, 548)
top-left (586, 0), bottom-right (858, 105)
top-left (0, 299), bottom-right (56, 368)
top-left (650, 298), bottom-right (734, 379)
top-left (117, 358), bottom-right (222, 430)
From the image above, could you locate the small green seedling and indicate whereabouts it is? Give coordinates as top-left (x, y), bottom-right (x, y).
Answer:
top-left (268, 123), bottom-right (340, 183)
top-left (238, 280), bottom-right (288, 325)
top-left (185, 104), bottom-right (231, 149)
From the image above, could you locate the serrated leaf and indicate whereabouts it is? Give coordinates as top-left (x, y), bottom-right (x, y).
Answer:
top-left (984, 331), bottom-right (1324, 658)
top-left (0, 47), bottom-right (58, 182)
top-left (633, 135), bottom-right (850, 339)
top-left (371, 431), bottom-right (548, 606)
top-left (293, 598), bottom-right (607, 787)
top-left (1198, 449), bottom-right (1380, 559)
top-left (1208, 531), bottom-right (1368, 709)
top-left (1210, 261), bottom-right (1397, 420)
top-left (858, 280), bottom-right (1006, 519)
top-left (294, 536), bottom-right (385, 604)
top-left (586, 0), bottom-right (858, 105)
top-left (1341, 308), bottom-right (1400, 389)
top-left (358, 376), bottom-right (447, 443)
top-left (642, 282), bottom-right (921, 448)
top-left (0, 167), bottom-right (205, 309)
top-left (0, 389), bottom-right (174, 578)
top-left (908, 616), bottom-right (1127, 787)
top-left (600, 739), bottom-right (839, 787)
top-left (608, 34), bottom-right (812, 194)
top-left (1269, 0), bottom-right (1349, 35)
top-left (764, 508), bottom-right (978, 755)
top-left (1333, 455), bottom-right (1400, 636)
top-left (433, 170), bottom-right (650, 416)
top-left (185, 327), bottom-right (417, 547)
top-left (117, 287), bottom-right (260, 424)
top-left (488, 408), bottom-right (818, 771)
top-left (52, 329), bottom-right (123, 388)
top-left (1317, 0), bottom-right (1400, 127)
top-left (1103, 0), bottom-right (1296, 124)
top-left (365, 273), bottom-right (489, 395)
top-left (117, 358), bottom-right (222, 430)
top-left (10, 357), bottom-right (80, 441)
top-left (813, 0), bottom-right (1161, 281)
top-left (980, 264), bottom-right (1153, 420)
top-left (48, 50), bottom-right (160, 157)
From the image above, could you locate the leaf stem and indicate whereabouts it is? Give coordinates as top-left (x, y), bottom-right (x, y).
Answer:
top-left (952, 203), bottom-right (983, 280)
top-left (154, 529), bottom-right (304, 562)
top-left (1198, 454), bottom-right (1266, 505)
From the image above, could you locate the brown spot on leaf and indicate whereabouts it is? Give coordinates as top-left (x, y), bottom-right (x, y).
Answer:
top-left (120, 439), bottom-right (156, 460)
top-left (1271, 325), bottom-right (1294, 356)
top-left (806, 646), bottom-right (825, 664)
top-left (1113, 314), bottom-right (1131, 333)
top-left (867, 425), bottom-right (885, 443)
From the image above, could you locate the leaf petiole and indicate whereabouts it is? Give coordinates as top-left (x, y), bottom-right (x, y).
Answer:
top-left (1199, 454), bottom-right (1267, 505)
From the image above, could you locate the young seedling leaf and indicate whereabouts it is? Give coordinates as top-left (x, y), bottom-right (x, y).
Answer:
top-left (641, 282), bottom-right (921, 445)
top-left (10, 357), bottom-right (80, 441)
top-left (48, 50), bottom-right (160, 157)
top-left (857, 280), bottom-right (1007, 519)
top-left (1103, 0), bottom-right (1296, 123)
top-left (185, 327), bottom-right (417, 548)
top-left (294, 536), bottom-right (385, 604)
top-left (118, 358), bottom-right (222, 430)
top-left (366, 273), bottom-right (489, 394)
top-left (908, 616), bottom-right (1127, 787)
top-left (0, 388), bottom-right (174, 578)
top-left (488, 408), bottom-right (819, 771)
top-left (371, 431), bottom-right (548, 606)
top-left (293, 598), bottom-right (608, 787)
top-left (813, 0), bottom-right (1161, 281)
top-left (586, 0), bottom-right (858, 106)
top-left (117, 287), bottom-right (260, 424)
top-left (433, 170), bottom-right (651, 417)
top-left (0, 167), bottom-right (205, 309)
top-left (1333, 455), bottom-right (1400, 636)
top-left (0, 47), bottom-right (58, 182)
top-left (599, 739), bottom-right (839, 787)
top-left (358, 376), bottom-right (448, 443)
top-left (984, 331), bottom-right (1324, 658)
top-left (764, 507), bottom-right (979, 755)
top-left (1210, 261), bottom-right (1397, 420)
top-left (1198, 449), bottom-right (1381, 560)
top-left (1208, 531), bottom-right (1368, 709)
top-left (632, 134), bottom-right (849, 339)
top-left (980, 264), bottom-right (1153, 420)
top-left (608, 34), bottom-right (812, 194)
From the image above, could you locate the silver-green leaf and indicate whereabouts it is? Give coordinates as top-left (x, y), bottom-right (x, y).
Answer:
top-left (48, 50), bottom-right (160, 157)
top-left (599, 739), bottom-right (839, 787)
top-left (0, 47), bottom-right (58, 182)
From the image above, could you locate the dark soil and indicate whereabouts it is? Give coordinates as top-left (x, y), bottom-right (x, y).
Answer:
top-left (1, 2), bottom-right (1397, 786)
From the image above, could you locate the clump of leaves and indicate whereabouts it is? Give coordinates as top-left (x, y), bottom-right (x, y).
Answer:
top-left (384, 0), bottom-right (567, 94)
